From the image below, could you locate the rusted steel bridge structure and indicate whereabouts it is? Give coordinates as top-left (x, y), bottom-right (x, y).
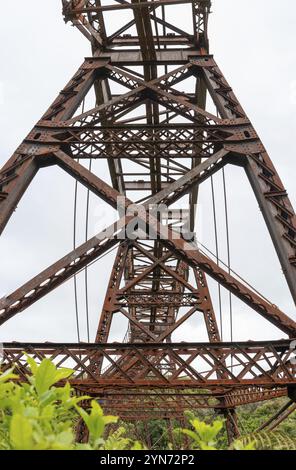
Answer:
top-left (1, 0), bottom-right (296, 443)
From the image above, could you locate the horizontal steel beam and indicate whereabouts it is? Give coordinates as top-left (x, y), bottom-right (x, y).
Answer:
top-left (2, 340), bottom-right (296, 389)
top-left (64, 0), bottom-right (199, 14)
top-left (94, 50), bottom-right (212, 65)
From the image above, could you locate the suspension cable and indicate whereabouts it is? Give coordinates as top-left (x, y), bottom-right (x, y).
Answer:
top-left (210, 175), bottom-right (223, 340)
top-left (84, 158), bottom-right (92, 342)
top-left (222, 168), bottom-right (233, 342)
top-left (196, 240), bottom-right (272, 304)
top-left (73, 179), bottom-right (80, 343)
top-left (72, 243), bottom-right (123, 291)
top-left (73, 98), bottom-right (85, 342)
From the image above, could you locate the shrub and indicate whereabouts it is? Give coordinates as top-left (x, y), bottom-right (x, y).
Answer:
top-left (0, 357), bottom-right (142, 450)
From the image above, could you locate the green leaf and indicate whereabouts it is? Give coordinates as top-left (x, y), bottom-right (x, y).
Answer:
top-left (90, 401), bottom-right (104, 416)
top-left (25, 354), bottom-right (38, 375)
top-left (232, 439), bottom-right (256, 450)
top-left (10, 414), bottom-right (34, 450)
top-left (54, 368), bottom-right (74, 383)
top-left (74, 443), bottom-right (93, 450)
top-left (131, 441), bottom-right (144, 450)
top-left (40, 405), bottom-right (55, 421)
top-left (88, 412), bottom-right (105, 440)
top-left (35, 359), bottom-right (57, 395)
top-left (191, 419), bottom-right (223, 445)
top-left (39, 388), bottom-right (60, 407)
top-left (103, 416), bottom-right (118, 425)
top-left (24, 407), bottom-right (39, 419)
top-left (34, 359), bottom-right (73, 396)
top-left (80, 401), bottom-right (116, 442)
top-left (76, 406), bottom-right (90, 428)
top-left (0, 368), bottom-right (18, 383)
top-left (181, 429), bottom-right (201, 441)
top-left (50, 430), bottom-right (74, 450)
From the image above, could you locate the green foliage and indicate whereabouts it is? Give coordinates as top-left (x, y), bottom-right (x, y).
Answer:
top-left (0, 358), bottom-right (142, 450)
top-left (179, 418), bottom-right (223, 450)
top-left (1, 358), bottom-right (296, 450)
top-left (178, 417), bottom-right (255, 450)
top-left (234, 430), bottom-right (296, 450)
top-left (180, 406), bottom-right (296, 451)
top-left (102, 426), bottom-right (143, 450)
top-left (27, 356), bottom-right (73, 396)
top-left (237, 398), bottom-right (296, 437)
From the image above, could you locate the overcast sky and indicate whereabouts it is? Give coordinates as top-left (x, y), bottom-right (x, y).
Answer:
top-left (0, 0), bottom-right (296, 344)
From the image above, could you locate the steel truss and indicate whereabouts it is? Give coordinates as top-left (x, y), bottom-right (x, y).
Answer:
top-left (1, 0), bottom-right (296, 444)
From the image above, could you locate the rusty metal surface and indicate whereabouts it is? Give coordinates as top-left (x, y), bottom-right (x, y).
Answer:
top-left (2, 340), bottom-right (296, 422)
top-left (1, 0), bottom-right (296, 436)
top-left (2, 340), bottom-right (296, 388)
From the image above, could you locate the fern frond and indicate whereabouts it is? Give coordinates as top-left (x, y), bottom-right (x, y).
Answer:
top-left (235, 430), bottom-right (296, 450)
